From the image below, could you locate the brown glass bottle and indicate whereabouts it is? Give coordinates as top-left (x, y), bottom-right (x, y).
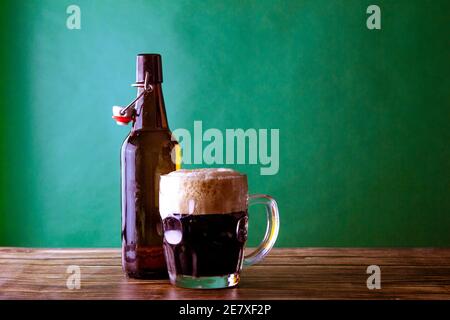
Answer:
top-left (121, 54), bottom-right (178, 278)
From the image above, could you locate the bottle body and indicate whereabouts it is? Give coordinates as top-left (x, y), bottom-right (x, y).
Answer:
top-left (121, 129), bottom-right (177, 278)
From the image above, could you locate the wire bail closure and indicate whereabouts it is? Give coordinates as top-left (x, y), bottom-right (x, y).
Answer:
top-left (112, 72), bottom-right (153, 125)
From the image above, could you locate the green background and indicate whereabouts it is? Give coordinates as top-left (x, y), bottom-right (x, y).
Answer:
top-left (0, 0), bottom-right (449, 247)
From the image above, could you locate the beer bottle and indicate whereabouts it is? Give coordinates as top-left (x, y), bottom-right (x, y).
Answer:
top-left (119, 54), bottom-right (179, 278)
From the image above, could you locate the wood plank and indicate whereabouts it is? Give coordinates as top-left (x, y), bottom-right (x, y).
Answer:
top-left (0, 248), bottom-right (449, 300)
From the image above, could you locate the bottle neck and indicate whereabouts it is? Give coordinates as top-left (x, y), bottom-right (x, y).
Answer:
top-left (133, 83), bottom-right (169, 131)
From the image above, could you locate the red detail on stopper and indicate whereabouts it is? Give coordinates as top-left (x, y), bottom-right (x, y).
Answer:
top-left (112, 115), bottom-right (133, 124)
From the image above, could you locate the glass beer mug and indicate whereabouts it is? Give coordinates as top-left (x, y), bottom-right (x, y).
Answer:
top-left (159, 168), bottom-right (280, 289)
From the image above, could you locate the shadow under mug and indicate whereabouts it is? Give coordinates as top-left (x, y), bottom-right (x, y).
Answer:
top-left (159, 169), bottom-right (280, 289)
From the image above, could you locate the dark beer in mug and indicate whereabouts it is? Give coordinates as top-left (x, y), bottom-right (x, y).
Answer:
top-left (159, 168), bottom-right (280, 289)
top-left (163, 211), bottom-right (248, 277)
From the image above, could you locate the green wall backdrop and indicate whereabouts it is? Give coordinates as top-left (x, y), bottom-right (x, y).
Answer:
top-left (0, 0), bottom-right (449, 247)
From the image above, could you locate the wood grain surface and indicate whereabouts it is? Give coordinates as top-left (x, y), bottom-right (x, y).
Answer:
top-left (0, 248), bottom-right (449, 300)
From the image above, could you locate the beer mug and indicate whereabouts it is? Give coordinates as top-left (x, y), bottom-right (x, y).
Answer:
top-left (159, 168), bottom-right (280, 289)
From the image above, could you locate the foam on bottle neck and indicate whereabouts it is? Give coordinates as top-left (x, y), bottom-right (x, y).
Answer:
top-left (159, 169), bottom-right (248, 219)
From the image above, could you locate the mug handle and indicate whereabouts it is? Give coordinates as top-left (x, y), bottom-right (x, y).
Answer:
top-left (243, 194), bottom-right (280, 266)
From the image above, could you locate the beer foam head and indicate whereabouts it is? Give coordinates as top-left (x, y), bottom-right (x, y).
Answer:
top-left (159, 168), bottom-right (248, 219)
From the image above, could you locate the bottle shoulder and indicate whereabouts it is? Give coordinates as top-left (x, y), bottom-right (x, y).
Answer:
top-left (121, 129), bottom-right (177, 149)
top-left (124, 129), bottom-right (174, 141)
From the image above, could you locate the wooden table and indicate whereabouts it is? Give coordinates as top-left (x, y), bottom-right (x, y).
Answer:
top-left (0, 248), bottom-right (449, 300)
